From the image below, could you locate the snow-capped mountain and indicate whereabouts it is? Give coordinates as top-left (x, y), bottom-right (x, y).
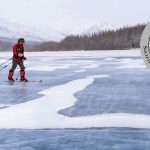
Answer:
top-left (0, 18), bottom-right (65, 42)
top-left (70, 25), bottom-right (102, 36)
top-left (70, 24), bottom-right (115, 36)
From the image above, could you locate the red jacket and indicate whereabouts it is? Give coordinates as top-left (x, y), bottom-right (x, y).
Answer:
top-left (13, 44), bottom-right (24, 63)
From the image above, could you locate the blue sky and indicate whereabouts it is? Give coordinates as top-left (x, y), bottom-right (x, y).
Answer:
top-left (0, 0), bottom-right (149, 32)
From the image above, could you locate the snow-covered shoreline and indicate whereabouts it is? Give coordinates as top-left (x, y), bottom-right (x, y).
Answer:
top-left (0, 49), bottom-right (141, 57)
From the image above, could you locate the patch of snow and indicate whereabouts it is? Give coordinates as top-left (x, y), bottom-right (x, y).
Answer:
top-left (26, 65), bottom-right (70, 72)
top-left (117, 59), bottom-right (146, 69)
top-left (74, 70), bottom-right (86, 73)
top-left (0, 75), bottom-right (109, 129)
top-left (104, 58), bottom-right (117, 61)
top-left (0, 104), bottom-right (12, 108)
top-left (81, 64), bottom-right (99, 69)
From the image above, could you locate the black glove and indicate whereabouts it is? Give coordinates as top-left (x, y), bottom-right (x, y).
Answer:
top-left (22, 56), bottom-right (27, 60)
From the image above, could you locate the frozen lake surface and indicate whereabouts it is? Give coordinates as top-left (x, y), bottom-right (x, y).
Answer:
top-left (0, 50), bottom-right (150, 149)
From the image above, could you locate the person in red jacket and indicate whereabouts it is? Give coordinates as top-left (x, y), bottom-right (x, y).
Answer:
top-left (8, 38), bottom-right (28, 82)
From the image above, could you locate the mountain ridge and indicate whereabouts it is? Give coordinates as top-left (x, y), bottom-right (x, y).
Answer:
top-left (0, 18), bottom-right (65, 42)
